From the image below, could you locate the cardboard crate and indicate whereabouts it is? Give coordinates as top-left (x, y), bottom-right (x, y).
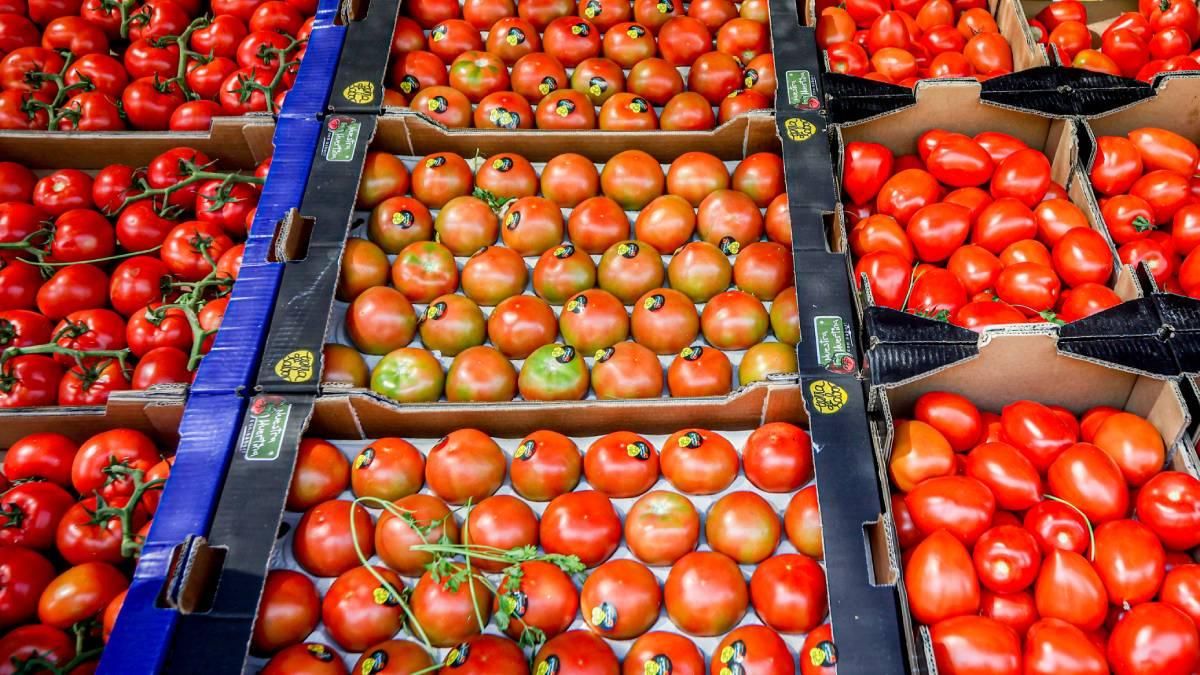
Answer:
top-left (860, 329), bottom-right (1193, 672)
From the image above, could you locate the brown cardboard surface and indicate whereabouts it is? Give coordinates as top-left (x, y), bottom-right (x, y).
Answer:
top-left (310, 378), bottom-right (807, 438)
top-left (0, 390), bottom-right (183, 446)
top-left (1086, 75), bottom-right (1200, 141)
top-left (374, 110), bottom-right (782, 162)
top-left (0, 116), bottom-right (276, 169)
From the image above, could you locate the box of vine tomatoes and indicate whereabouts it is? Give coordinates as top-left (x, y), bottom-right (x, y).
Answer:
top-left (856, 328), bottom-right (1200, 674)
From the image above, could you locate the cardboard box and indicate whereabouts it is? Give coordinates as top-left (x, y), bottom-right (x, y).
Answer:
top-left (810, 80), bottom-right (1181, 381)
top-left (859, 329), bottom-right (1193, 672)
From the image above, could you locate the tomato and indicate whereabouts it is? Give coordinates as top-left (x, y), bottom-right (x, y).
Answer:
top-left (346, 438), bottom-right (423, 502)
top-left (560, 289), bottom-right (629, 354)
top-left (55, 495), bottom-right (145, 564)
top-left (3, 433), bottom-right (75, 487)
top-left (603, 22), bottom-right (656, 67)
top-left (286, 438), bottom-right (350, 511)
top-left (38, 562), bottom-right (127, 628)
top-left (705, 491), bottom-right (780, 564)
top-left (1091, 519), bottom-right (1165, 608)
top-left (999, 400), bottom-right (1073, 471)
top-left (411, 152), bottom-right (473, 208)
top-left (624, 632), bottom-right (704, 675)
top-left (1108, 602), bottom-right (1200, 675)
top-left (1090, 136), bottom-right (1144, 197)
top-left (543, 16), bottom-right (601, 67)
top-left (540, 154), bottom-right (599, 207)
top-left (627, 58), bottom-right (685, 106)
top-left (597, 241), bottom-right (665, 304)
top-left (930, 616), bottom-right (1021, 675)
top-left (738, 341), bottom-right (797, 386)
top-left (579, 559), bottom-right (661, 640)
top-left (322, 565), bottom-right (406, 652)
top-left (389, 241), bottom-right (458, 305)
top-left (907, 529), bottom-right (982, 624)
top-left (854, 251), bottom-right (912, 310)
top-left (0, 625), bottom-right (76, 674)
top-left (1091, 412), bottom-right (1164, 487)
top-left (629, 287), bottom-right (698, 355)
top-left (368, 197), bottom-right (433, 254)
top-left (709, 626), bottom-right (794, 675)
top-left (1033, 548), bottom-right (1109, 633)
top-left (591, 340), bottom-right (662, 399)
top-left (423, 428), bottom-right (505, 505)
top-left (462, 496), bottom-right (538, 573)
top-left (906, 474), bottom-right (996, 546)
top-left (493, 560), bottom-right (578, 642)
top-left (582, 431), bottom-right (658, 498)
top-left (533, 631), bottom-right (619, 675)
top-left (346, 287), bottom-right (416, 356)
top-left (292, 500), bottom-right (374, 578)
top-left (889, 420), bottom-right (955, 493)
top-left (252, 570), bottom-right (320, 655)
top-left (1047, 442), bottom-right (1130, 524)
top-left (510, 52), bottom-right (569, 103)
top-left (663, 551), bottom-right (747, 636)
top-left (963, 442), bottom-right (1042, 512)
top-left (667, 345), bottom-right (733, 397)
top-left (970, 525), bottom-right (1041, 596)
top-left (375, 493), bottom-right (459, 576)
top-left (1136, 471), bottom-right (1200, 550)
top-left (540, 490), bottom-right (620, 567)
top-left (0, 545), bottom-right (54, 629)
top-left (507, 432), bottom-right (579, 502)
top-left (0, 354), bottom-right (61, 407)
top-left (667, 242), bottom-right (729, 303)
top-left (261, 643), bottom-right (349, 675)
top-left (352, 641), bottom-right (433, 675)
top-left (746, 553), bottom-right (826, 635)
top-left (567, 196), bottom-right (630, 254)
top-left (72, 428), bottom-right (159, 499)
top-left (1162, 564), bottom-right (1200, 626)
top-left (654, 428), bottom-right (736, 495)
top-left (418, 294), bottom-right (486, 356)
top-left (446, 346), bottom-right (518, 402)
top-left (481, 296), bottom-right (552, 361)
top-left (658, 16), bottom-right (711, 65)
top-left (1051, 228), bottom-right (1113, 289)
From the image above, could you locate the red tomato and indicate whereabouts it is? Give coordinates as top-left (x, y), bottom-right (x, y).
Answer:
top-left (1107, 603), bottom-right (1200, 675)
top-left (1035, 549), bottom-right (1107, 631)
top-left (663, 551), bottom-right (748, 636)
top-left (540, 490), bottom-right (621, 567)
top-left (930, 616), bottom-right (1021, 675)
top-left (906, 529), bottom-right (981, 624)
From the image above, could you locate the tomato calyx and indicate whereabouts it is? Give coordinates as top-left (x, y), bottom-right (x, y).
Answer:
top-left (0, 499), bottom-right (26, 529)
top-left (12, 619), bottom-right (104, 675)
top-left (1037, 309), bottom-right (1066, 326)
top-left (227, 36), bottom-right (305, 114)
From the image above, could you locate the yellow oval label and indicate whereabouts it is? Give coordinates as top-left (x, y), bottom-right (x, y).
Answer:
top-left (785, 117), bottom-right (817, 142)
top-left (343, 80), bottom-right (376, 105)
top-left (274, 350), bottom-right (315, 383)
top-left (809, 379), bottom-right (849, 415)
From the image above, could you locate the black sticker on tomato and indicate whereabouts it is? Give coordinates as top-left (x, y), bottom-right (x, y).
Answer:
top-left (515, 439), bottom-right (536, 460)
top-left (428, 96), bottom-right (448, 113)
top-left (554, 244), bottom-right (575, 258)
top-left (445, 643), bottom-right (470, 667)
top-left (627, 24), bottom-right (646, 37)
top-left (399, 74), bottom-right (419, 94)
top-left (505, 210), bottom-right (521, 230)
top-left (809, 640), bottom-right (838, 666)
top-left (361, 648), bottom-right (388, 673)
top-left (555, 98), bottom-right (576, 117)
top-left (584, 0), bottom-right (601, 17)
top-left (617, 241), bottom-right (638, 258)
top-left (506, 27), bottom-right (526, 45)
top-left (539, 76), bottom-right (559, 95)
top-left (590, 601), bottom-right (617, 630)
top-left (570, 21), bottom-right (590, 35)
top-left (353, 447), bottom-right (375, 470)
top-left (678, 431), bottom-right (702, 448)
top-left (566, 294), bottom-right (588, 313)
top-left (426, 301), bottom-right (447, 321)
top-left (595, 346), bottom-right (614, 362)
top-left (552, 345), bottom-right (576, 363)
top-left (719, 236), bottom-right (740, 255)
top-left (588, 76), bottom-right (608, 96)
top-left (537, 655), bottom-right (560, 675)
top-left (392, 210), bottom-right (414, 228)
top-left (431, 24), bottom-right (447, 40)
top-left (488, 107), bottom-right (521, 129)
top-left (427, 155), bottom-right (446, 168)
top-left (646, 654), bottom-right (673, 675)
top-left (372, 586), bottom-right (400, 606)
top-left (680, 345), bottom-right (703, 360)
top-left (492, 156), bottom-right (513, 172)
top-left (643, 293), bottom-right (665, 311)
top-left (744, 69), bottom-right (759, 88)
top-left (628, 97), bottom-right (649, 113)
top-left (306, 644), bottom-right (334, 662)
top-left (500, 590), bottom-right (529, 618)
top-left (626, 441), bottom-right (650, 460)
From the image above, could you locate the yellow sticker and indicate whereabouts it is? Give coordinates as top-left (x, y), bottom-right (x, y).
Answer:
top-left (809, 379), bottom-right (849, 415)
top-left (274, 350), bottom-right (315, 383)
top-left (342, 80), bottom-right (376, 105)
top-left (785, 117), bottom-right (817, 142)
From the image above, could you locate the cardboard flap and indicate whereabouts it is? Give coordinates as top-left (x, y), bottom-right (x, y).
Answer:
top-left (982, 67), bottom-right (1154, 117)
top-left (822, 73), bottom-right (915, 123)
top-left (1057, 336), bottom-right (1181, 377)
top-left (326, 0), bottom-right (401, 113)
top-left (863, 307), bottom-right (981, 345)
top-left (1059, 296), bottom-right (1164, 339)
top-left (867, 342), bottom-right (980, 386)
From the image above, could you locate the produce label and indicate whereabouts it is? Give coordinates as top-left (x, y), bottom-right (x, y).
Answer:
top-left (785, 70), bottom-right (820, 109)
top-left (240, 397), bottom-right (291, 461)
top-left (784, 117), bottom-right (817, 142)
top-left (808, 379), bottom-right (849, 415)
top-left (342, 80), bottom-right (376, 105)
top-left (323, 117), bottom-right (362, 162)
top-left (813, 316), bottom-right (856, 374)
top-left (275, 349), bottom-right (315, 382)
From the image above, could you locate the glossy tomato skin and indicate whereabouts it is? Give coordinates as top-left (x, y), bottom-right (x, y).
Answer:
top-left (905, 475), bottom-right (996, 546)
top-left (322, 565), bottom-right (406, 652)
top-left (785, 486), bottom-right (823, 559)
top-left (463, 495), bottom-right (539, 573)
top-left (742, 422), bottom-right (812, 492)
top-left (930, 616), bottom-right (1021, 675)
top-left (659, 428), bottom-right (738, 494)
top-left (409, 566), bottom-right (493, 647)
top-left (591, 341), bottom-right (664, 399)
top-left (1092, 519), bottom-right (1165, 606)
top-left (375, 493), bottom-right (459, 576)
top-left (1047, 442), bottom-right (1129, 524)
top-left (350, 437), bottom-right (425, 501)
top-left (580, 559), bottom-right (662, 639)
top-left (292, 500), bottom-right (374, 578)
top-left (519, 343), bottom-right (590, 401)
top-left (533, 631), bottom-right (620, 675)
top-left (1136, 471), bottom-right (1200, 550)
top-left (252, 569), bottom-right (321, 655)
top-left (706, 491), bottom-right (781, 564)
top-left (624, 631), bottom-right (705, 675)
top-left (38, 561), bottom-right (128, 628)
top-left (425, 428), bottom-right (505, 505)
top-left (495, 560), bottom-right (578, 640)
top-left (905, 529), bottom-right (980, 625)
top-left (0, 546), bottom-right (54, 629)
top-left (1108, 602), bottom-right (1200, 675)
top-left (261, 643), bottom-right (349, 675)
top-left (540, 490), bottom-right (621, 567)
top-left (286, 438), bottom-right (350, 511)
top-left (750, 553), bottom-right (827, 633)
top-left (511, 430), bottom-right (582, 501)
top-left (664, 551), bottom-right (748, 636)
top-left (351, 641), bottom-right (433, 675)
top-left (1035, 549), bottom-right (1108, 631)
top-left (624, 490), bottom-right (700, 565)
top-left (710, 625), bottom-right (794, 675)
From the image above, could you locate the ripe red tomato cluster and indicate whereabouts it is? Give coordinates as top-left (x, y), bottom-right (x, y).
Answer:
top-left (1088, 127), bottom-right (1200, 298)
top-left (891, 390), bottom-right (1200, 674)
top-left (0, 0), bottom-right (316, 130)
top-left (845, 128), bottom-right (1120, 330)
top-left (0, 428), bottom-right (172, 671)
top-left (330, 148), bottom-right (800, 403)
top-left (387, 0), bottom-right (773, 130)
top-left (257, 422), bottom-right (831, 674)
top-left (1029, 0), bottom-right (1200, 81)
top-left (0, 147), bottom-right (263, 407)
top-left (815, 0), bottom-right (1013, 85)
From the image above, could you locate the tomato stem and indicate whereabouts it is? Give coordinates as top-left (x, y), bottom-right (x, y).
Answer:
top-left (1044, 493), bottom-right (1096, 561)
top-left (92, 460), bottom-right (165, 558)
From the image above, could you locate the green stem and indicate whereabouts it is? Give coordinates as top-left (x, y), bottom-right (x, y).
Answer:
top-left (347, 497), bottom-right (433, 648)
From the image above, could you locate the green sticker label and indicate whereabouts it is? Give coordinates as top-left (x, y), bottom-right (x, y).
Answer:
top-left (240, 396), bottom-right (292, 461)
top-left (814, 315), bottom-right (856, 374)
top-left (785, 69), bottom-right (819, 109)
top-left (323, 116), bottom-right (361, 162)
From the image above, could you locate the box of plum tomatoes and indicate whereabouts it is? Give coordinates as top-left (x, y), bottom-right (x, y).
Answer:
top-left (858, 328), bottom-right (1200, 674)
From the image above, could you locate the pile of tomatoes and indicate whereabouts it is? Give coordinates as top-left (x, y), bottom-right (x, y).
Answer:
top-left (0, 428), bottom-right (173, 670)
top-left (846, 128), bottom-right (1121, 329)
top-left (0, 0), bottom-right (316, 130)
top-left (386, 0), bottom-right (773, 130)
top-left (815, 0), bottom-right (1014, 85)
top-left (0, 147), bottom-right (260, 407)
top-left (254, 422), bottom-right (831, 674)
top-left (891, 390), bottom-right (1200, 674)
top-left (1029, 0), bottom-right (1200, 82)
top-left (327, 147), bottom-right (800, 402)
top-left (1088, 127), bottom-right (1200, 298)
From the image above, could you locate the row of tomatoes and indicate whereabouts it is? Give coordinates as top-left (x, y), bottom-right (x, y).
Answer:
top-left (0, 429), bottom-right (174, 671)
top-left (0, 0), bottom-right (317, 131)
top-left (0, 148), bottom-right (259, 407)
top-left (1031, 0), bottom-right (1200, 82)
top-left (816, 0), bottom-right (1014, 84)
top-left (386, 0), bottom-right (773, 131)
top-left (1088, 127), bottom-right (1200, 298)
top-left (253, 423), bottom-right (831, 673)
top-left (844, 128), bottom-right (1123, 329)
top-left (891, 390), bottom-right (1200, 674)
